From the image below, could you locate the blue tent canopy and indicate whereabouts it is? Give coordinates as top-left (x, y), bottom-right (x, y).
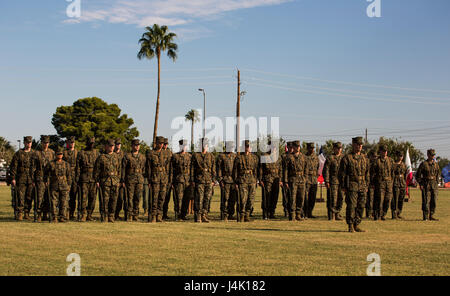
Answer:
top-left (443, 164), bottom-right (450, 183)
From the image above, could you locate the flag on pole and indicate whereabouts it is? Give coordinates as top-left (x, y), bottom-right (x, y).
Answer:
top-left (318, 147), bottom-right (326, 184)
top-left (405, 148), bottom-right (413, 196)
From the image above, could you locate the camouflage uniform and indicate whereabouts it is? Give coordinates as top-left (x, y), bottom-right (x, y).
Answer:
top-left (9, 136), bottom-right (34, 220)
top-left (283, 141), bottom-right (307, 221)
top-left (391, 153), bottom-right (407, 219)
top-left (339, 137), bottom-right (369, 232)
top-left (114, 138), bottom-right (126, 220)
top-left (304, 143), bottom-right (319, 218)
top-left (371, 146), bottom-right (394, 220)
top-left (170, 140), bottom-right (192, 220)
top-left (121, 142), bottom-right (146, 220)
top-left (190, 138), bottom-right (216, 222)
top-left (146, 137), bottom-right (171, 222)
top-left (63, 137), bottom-right (78, 219)
top-left (217, 142), bottom-right (237, 220)
top-left (416, 150), bottom-right (440, 220)
top-left (31, 136), bottom-right (55, 220)
top-left (365, 152), bottom-right (377, 218)
top-left (322, 142), bottom-right (344, 220)
top-left (75, 138), bottom-right (99, 221)
top-left (162, 138), bottom-right (173, 219)
top-left (280, 142), bottom-right (292, 217)
top-left (258, 147), bottom-right (282, 219)
top-left (44, 150), bottom-right (72, 222)
top-left (94, 140), bottom-right (122, 222)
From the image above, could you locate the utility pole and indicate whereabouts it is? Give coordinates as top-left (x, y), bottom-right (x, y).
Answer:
top-left (236, 69), bottom-right (241, 152)
top-left (365, 128), bottom-right (368, 144)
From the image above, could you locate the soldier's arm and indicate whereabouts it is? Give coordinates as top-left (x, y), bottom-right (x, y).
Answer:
top-left (94, 156), bottom-right (101, 183)
top-left (211, 155), bottom-right (216, 183)
top-left (168, 155), bottom-right (173, 185)
top-left (323, 159), bottom-right (329, 184)
top-left (121, 156), bottom-right (127, 184)
top-left (338, 156), bottom-right (347, 187)
top-left (9, 152), bottom-right (18, 182)
top-left (415, 163), bottom-right (423, 186)
top-left (75, 152), bottom-right (82, 184)
top-left (216, 157), bottom-right (222, 183)
top-left (66, 163), bottom-right (72, 186)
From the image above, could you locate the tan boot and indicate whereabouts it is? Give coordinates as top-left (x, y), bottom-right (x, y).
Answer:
top-left (24, 212), bottom-right (32, 221)
top-left (354, 224), bottom-right (366, 232)
top-left (335, 213), bottom-right (343, 221)
top-left (156, 214), bottom-right (163, 223)
top-left (108, 216), bottom-right (115, 223)
top-left (244, 213), bottom-right (250, 222)
top-left (17, 213), bottom-right (24, 221)
top-left (52, 218), bottom-right (58, 223)
top-left (80, 214), bottom-right (87, 222)
top-left (201, 214), bottom-right (210, 223)
top-left (223, 214), bottom-right (228, 222)
top-left (348, 224), bottom-right (354, 233)
top-left (150, 215), bottom-right (156, 223)
top-left (36, 213), bottom-right (42, 223)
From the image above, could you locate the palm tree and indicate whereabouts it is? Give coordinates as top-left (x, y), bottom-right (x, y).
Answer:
top-left (138, 24), bottom-right (178, 144)
top-left (185, 109), bottom-right (200, 152)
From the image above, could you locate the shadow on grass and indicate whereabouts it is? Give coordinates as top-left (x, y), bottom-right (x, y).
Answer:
top-left (204, 225), bottom-right (348, 233)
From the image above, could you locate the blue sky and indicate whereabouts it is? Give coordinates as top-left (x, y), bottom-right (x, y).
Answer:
top-left (1, 0), bottom-right (449, 158)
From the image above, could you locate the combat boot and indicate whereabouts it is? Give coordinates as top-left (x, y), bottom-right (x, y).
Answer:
top-left (288, 212), bottom-right (293, 221)
top-left (244, 213), bottom-right (251, 222)
top-left (392, 212), bottom-right (397, 219)
top-left (335, 213), bottom-right (343, 221)
top-left (354, 224), bottom-right (366, 232)
top-left (223, 214), bottom-right (228, 222)
top-left (295, 213), bottom-right (302, 221)
top-left (59, 217), bottom-right (66, 223)
top-left (429, 215), bottom-right (439, 221)
top-left (86, 214), bottom-right (95, 221)
top-left (269, 212), bottom-right (275, 219)
top-left (380, 215), bottom-right (386, 221)
top-left (24, 212), bottom-right (32, 221)
top-left (51, 218), bottom-right (58, 223)
top-left (132, 215), bottom-right (138, 222)
top-left (348, 224), bottom-right (354, 233)
top-left (42, 213), bottom-right (48, 221)
top-left (156, 215), bottom-right (163, 223)
top-left (80, 214), bottom-right (87, 222)
top-left (195, 213), bottom-right (202, 223)
top-left (239, 214), bottom-right (245, 223)
top-left (36, 213), bottom-right (42, 223)
top-left (69, 211), bottom-right (75, 221)
top-left (150, 215), bottom-right (156, 223)
top-left (17, 212), bottom-right (23, 221)
top-left (201, 214), bottom-right (210, 223)
top-left (423, 212), bottom-right (428, 221)
top-left (397, 212), bottom-right (403, 219)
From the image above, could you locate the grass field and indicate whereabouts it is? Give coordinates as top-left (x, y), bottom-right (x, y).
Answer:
top-left (0, 185), bottom-right (448, 276)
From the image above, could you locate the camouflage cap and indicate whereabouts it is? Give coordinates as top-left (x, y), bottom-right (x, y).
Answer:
top-left (155, 136), bottom-right (165, 144)
top-left (243, 140), bottom-right (250, 147)
top-left (164, 138), bottom-right (169, 145)
top-left (394, 150), bottom-right (403, 157)
top-left (333, 142), bottom-right (342, 149)
top-left (106, 139), bottom-right (115, 146)
top-left (115, 138), bottom-right (122, 145)
top-left (286, 141), bottom-right (292, 147)
top-left (66, 136), bottom-right (75, 143)
top-left (306, 142), bottom-right (315, 149)
top-left (201, 138), bottom-right (209, 146)
top-left (86, 137), bottom-right (95, 144)
top-left (378, 144), bottom-right (388, 152)
top-left (131, 139), bottom-right (140, 146)
top-left (179, 139), bottom-right (188, 146)
top-left (427, 149), bottom-right (436, 156)
top-left (40, 135), bottom-right (50, 143)
top-left (23, 136), bottom-right (32, 143)
top-left (56, 146), bottom-right (64, 155)
top-left (352, 137), bottom-right (363, 145)
top-left (292, 140), bottom-right (301, 147)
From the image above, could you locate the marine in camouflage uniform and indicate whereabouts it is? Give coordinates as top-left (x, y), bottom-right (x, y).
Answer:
top-left (146, 136), bottom-right (171, 223)
top-left (322, 142), bottom-right (344, 221)
top-left (114, 138), bottom-right (126, 220)
top-left (217, 141), bottom-right (237, 221)
top-left (190, 138), bottom-right (216, 223)
top-left (371, 144), bottom-right (394, 220)
top-left (63, 136), bottom-right (78, 220)
top-left (391, 150), bottom-right (407, 219)
top-left (258, 141), bottom-right (282, 219)
top-left (75, 137), bottom-right (99, 222)
top-left (365, 150), bottom-right (378, 219)
top-left (8, 136), bottom-right (34, 221)
top-left (121, 139), bottom-right (146, 221)
top-left (338, 137), bottom-right (369, 232)
top-left (416, 149), bottom-right (440, 221)
top-left (304, 143), bottom-right (319, 218)
top-left (281, 142), bottom-right (293, 217)
top-left (31, 135), bottom-right (55, 222)
top-left (170, 139), bottom-right (192, 221)
top-left (283, 140), bottom-right (307, 221)
top-left (44, 147), bottom-right (72, 223)
top-left (94, 139), bottom-right (122, 223)
top-left (162, 138), bottom-right (173, 220)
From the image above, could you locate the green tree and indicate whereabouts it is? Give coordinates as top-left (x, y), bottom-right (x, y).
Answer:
top-left (184, 109), bottom-right (200, 152)
top-left (138, 24), bottom-right (178, 145)
top-left (0, 137), bottom-right (15, 165)
top-left (437, 157), bottom-right (450, 172)
top-left (51, 97), bottom-right (139, 150)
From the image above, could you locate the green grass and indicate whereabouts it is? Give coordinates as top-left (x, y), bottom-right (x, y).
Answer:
top-left (0, 185), bottom-right (448, 276)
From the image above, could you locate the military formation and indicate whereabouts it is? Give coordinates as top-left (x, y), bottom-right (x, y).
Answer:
top-left (7, 135), bottom-right (441, 232)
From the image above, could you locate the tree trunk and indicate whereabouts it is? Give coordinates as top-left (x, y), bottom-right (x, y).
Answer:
top-left (191, 120), bottom-right (195, 152)
top-left (153, 52), bottom-right (161, 145)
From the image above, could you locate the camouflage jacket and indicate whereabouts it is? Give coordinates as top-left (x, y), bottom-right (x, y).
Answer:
top-left (338, 152), bottom-right (369, 192)
top-left (284, 153), bottom-right (306, 184)
top-left (191, 152), bottom-right (216, 184)
top-left (31, 148), bottom-right (55, 182)
top-left (63, 149), bottom-right (78, 182)
top-left (258, 153), bottom-right (282, 183)
top-left (233, 152), bottom-right (258, 184)
top-left (94, 152), bottom-right (122, 186)
top-left (371, 157), bottom-right (394, 186)
top-left (121, 152), bottom-right (146, 184)
top-left (171, 152), bottom-right (192, 184)
top-left (393, 162), bottom-right (407, 188)
top-left (146, 150), bottom-right (171, 184)
top-left (76, 149), bottom-right (99, 184)
top-left (216, 153), bottom-right (236, 184)
top-left (323, 154), bottom-right (343, 185)
top-left (44, 160), bottom-right (72, 191)
top-left (9, 149), bottom-right (34, 184)
top-left (305, 153), bottom-right (319, 185)
top-left (416, 160), bottom-right (440, 187)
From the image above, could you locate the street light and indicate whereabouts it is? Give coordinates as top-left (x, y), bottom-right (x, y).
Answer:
top-left (198, 88), bottom-right (206, 138)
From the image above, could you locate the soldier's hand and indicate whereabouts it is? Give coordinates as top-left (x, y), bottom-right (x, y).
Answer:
top-left (285, 184), bottom-right (289, 189)
top-left (325, 182), bottom-right (330, 189)
top-left (211, 182), bottom-right (215, 187)
top-left (235, 184), bottom-right (238, 191)
top-left (11, 180), bottom-right (16, 187)
top-left (219, 181), bottom-right (224, 188)
top-left (279, 181), bottom-right (283, 187)
top-left (260, 181), bottom-right (264, 187)
top-left (96, 183), bottom-right (100, 188)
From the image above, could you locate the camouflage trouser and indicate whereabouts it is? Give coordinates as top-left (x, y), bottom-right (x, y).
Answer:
top-left (68, 181), bottom-right (77, 216)
top-left (365, 187), bottom-right (375, 217)
top-left (180, 184), bottom-right (194, 217)
top-left (115, 187), bottom-right (125, 218)
top-left (50, 187), bottom-right (69, 219)
top-left (150, 183), bottom-right (166, 216)
top-left (281, 185), bottom-right (288, 213)
top-left (327, 184), bottom-right (343, 216)
top-left (421, 182), bottom-right (438, 217)
top-left (238, 183), bottom-right (256, 216)
top-left (374, 182), bottom-right (393, 218)
top-left (220, 183), bottom-right (235, 216)
top-left (80, 183), bottom-right (97, 216)
top-left (288, 182), bottom-right (305, 215)
top-left (194, 183), bottom-right (212, 215)
top-left (304, 183), bottom-right (318, 217)
top-left (16, 182), bottom-right (34, 214)
top-left (173, 183), bottom-right (190, 217)
top-left (163, 183), bottom-right (172, 216)
top-left (142, 182), bottom-right (149, 213)
top-left (100, 185), bottom-right (119, 218)
top-left (391, 186), bottom-right (406, 215)
top-left (126, 183), bottom-right (143, 217)
top-left (35, 181), bottom-right (49, 214)
top-left (345, 190), bottom-right (366, 226)
top-left (262, 181), bottom-right (280, 214)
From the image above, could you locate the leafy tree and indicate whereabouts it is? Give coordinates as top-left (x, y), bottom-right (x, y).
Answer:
top-left (138, 24), bottom-right (178, 145)
top-left (51, 97), bottom-right (139, 150)
top-left (184, 109), bottom-right (200, 152)
top-left (437, 157), bottom-right (450, 172)
top-left (0, 137), bottom-right (15, 165)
